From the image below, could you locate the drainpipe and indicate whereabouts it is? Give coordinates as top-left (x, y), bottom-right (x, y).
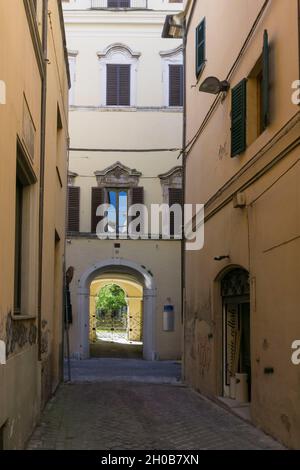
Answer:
top-left (298, 0), bottom-right (300, 83)
top-left (37, 0), bottom-right (48, 362)
top-left (181, 17), bottom-right (187, 373)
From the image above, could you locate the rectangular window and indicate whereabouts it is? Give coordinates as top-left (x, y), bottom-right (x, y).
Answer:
top-left (231, 79), bottom-right (247, 157)
top-left (14, 143), bottom-right (37, 315)
top-left (68, 186), bottom-right (80, 233)
top-left (169, 64), bottom-right (183, 107)
top-left (196, 19), bottom-right (206, 77)
top-left (106, 64), bottom-right (131, 106)
top-left (107, 189), bottom-right (128, 235)
top-left (14, 177), bottom-right (23, 313)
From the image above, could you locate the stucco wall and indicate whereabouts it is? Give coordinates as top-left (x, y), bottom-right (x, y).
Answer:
top-left (184, 0), bottom-right (300, 449)
top-left (67, 239), bottom-right (182, 360)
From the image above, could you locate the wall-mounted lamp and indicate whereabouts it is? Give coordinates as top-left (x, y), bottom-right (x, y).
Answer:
top-left (199, 76), bottom-right (230, 95)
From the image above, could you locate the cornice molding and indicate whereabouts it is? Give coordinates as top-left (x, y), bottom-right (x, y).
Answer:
top-left (63, 10), bottom-right (176, 25)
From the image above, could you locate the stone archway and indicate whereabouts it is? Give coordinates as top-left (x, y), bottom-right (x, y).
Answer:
top-left (77, 258), bottom-right (156, 361)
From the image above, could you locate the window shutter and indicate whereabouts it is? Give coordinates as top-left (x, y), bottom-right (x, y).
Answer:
top-left (231, 79), bottom-right (247, 157)
top-left (107, 64), bottom-right (118, 106)
top-left (132, 187), bottom-right (144, 205)
top-left (169, 64), bottom-right (183, 107)
top-left (262, 30), bottom-right (269, 130)
top-left (91, 187), bottom-right (104, 234)
top-left (106, 64), bottom-right (130, 106)
top-left (68, 186), bottom-right (80, 233)
top-left (169, 188), bottom-right (183, 236)
top-left (130, 187), bottom-right (144, 231)
top-left (196, 19), bottom-right (206, 77)
top-left (119, 64), bottom-right (131, 106)
top-left (108, 0), bottom-right (130, 6)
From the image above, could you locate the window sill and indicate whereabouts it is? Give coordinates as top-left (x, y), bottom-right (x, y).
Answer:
top-left (12, 314), bottom-right (36, 321)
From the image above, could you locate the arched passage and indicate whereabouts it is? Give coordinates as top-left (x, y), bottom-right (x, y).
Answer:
top-left (77, 258), bottom-right (156, 361)
top-left (89, 277), bottom-right (143, 358)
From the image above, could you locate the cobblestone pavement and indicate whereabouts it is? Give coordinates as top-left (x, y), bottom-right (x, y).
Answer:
top-left (27, 360), bottom-right (283, 450)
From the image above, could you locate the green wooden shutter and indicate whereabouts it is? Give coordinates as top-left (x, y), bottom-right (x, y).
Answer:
top-left (231, 79), bottom-right (247, 157)
top-left (262, 30), bottom-right (269, 130)
top-left (196, 19), bottom-right (206, 77)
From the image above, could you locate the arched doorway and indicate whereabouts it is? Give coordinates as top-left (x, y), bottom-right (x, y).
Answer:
top-left (221, 268), bottom-right (251, 403)
top-left (77, 258), bottom-right (156, 361)
top-left (89, 277), bottom-right (144, 359)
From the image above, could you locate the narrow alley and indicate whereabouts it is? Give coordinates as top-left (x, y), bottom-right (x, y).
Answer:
top-left (27, 360), bottom-right (283, 451)
top-left (1, 0), bottom-right (299, 454)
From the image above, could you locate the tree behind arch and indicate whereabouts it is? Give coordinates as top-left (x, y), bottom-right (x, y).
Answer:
top-left (96, 284), bottom-right (127, 314)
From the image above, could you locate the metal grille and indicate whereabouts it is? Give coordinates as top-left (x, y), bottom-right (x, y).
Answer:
top-left (95, 307), bottom-right (143, 344)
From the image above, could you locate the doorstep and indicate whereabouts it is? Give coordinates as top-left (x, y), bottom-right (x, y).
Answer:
top-left (216, 396), bottom-right (252, 424)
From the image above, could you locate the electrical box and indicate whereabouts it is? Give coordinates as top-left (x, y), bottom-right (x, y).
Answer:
top-left (163, 304), bottom-right (175, 332)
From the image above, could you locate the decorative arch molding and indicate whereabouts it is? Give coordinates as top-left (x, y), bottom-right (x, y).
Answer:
top-left (97, 43), bottom-right (141, 60)
top-left (97, 43), bottom-right (141, 107)
top-left (77, 258), bottom-right (157, 361)
top-left (221, 268), bottom-right (250, 298)
top-left (159, 44), bottom-right (183, 59)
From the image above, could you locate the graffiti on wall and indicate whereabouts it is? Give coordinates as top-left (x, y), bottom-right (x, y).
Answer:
top-left (5, 312), bottom-right (37, 357)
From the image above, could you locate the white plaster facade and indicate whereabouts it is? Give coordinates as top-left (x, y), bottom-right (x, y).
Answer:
top-left (63, 0), bottom-right (184, 360)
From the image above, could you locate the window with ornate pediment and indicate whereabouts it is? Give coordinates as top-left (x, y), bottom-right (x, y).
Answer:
top-left (91, 162), bottom-right (144, 235)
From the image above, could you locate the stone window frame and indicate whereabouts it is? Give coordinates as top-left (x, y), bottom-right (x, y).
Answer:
top-left (97, 44), bottom-right (141, 108)
top-left (158, 166), bottom-right (183, 204)
top-left (94, 161), bottom-right (142, 207)
top-left (160, 45), bottom-right (183, 108)
top-left (68, 50), bottom-right (78, 106)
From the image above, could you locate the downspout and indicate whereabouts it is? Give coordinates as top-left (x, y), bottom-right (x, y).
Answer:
top-left (38, 0), bottom-right (48, 362)
top-left (298, 0), bottom-right (300, 84)
top-left (181, 17), bottom-right (187, 379)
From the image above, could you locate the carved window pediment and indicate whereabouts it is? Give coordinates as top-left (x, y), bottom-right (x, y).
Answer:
top-left (68, 171), bottom-right (78, 187)
top-left (159, 166), bottom-right (183, 203)
top-left (95, 162), bottom-right (142, 188)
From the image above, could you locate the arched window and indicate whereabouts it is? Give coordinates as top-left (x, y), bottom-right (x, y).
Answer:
top-left (97, 44), bottom-right (141, 107)
top-left (160, 45), bottom-right (183, 108)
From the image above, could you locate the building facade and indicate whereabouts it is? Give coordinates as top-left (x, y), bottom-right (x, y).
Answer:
top-left (169, 0), bottom-right (300, 449)
top-left (63, 0), bottom-right (184, 361)
top-left (0, 0), bottom-right (69, 449)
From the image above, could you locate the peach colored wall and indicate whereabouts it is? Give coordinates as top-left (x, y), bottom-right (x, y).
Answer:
top-left (0, 0), bottom-right (69, 449)
top-left (184, 0), bottom-right (300, 449)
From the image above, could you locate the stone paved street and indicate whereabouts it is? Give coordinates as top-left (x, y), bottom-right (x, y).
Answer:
top-left (27, 359), bottom-right (283, 450)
